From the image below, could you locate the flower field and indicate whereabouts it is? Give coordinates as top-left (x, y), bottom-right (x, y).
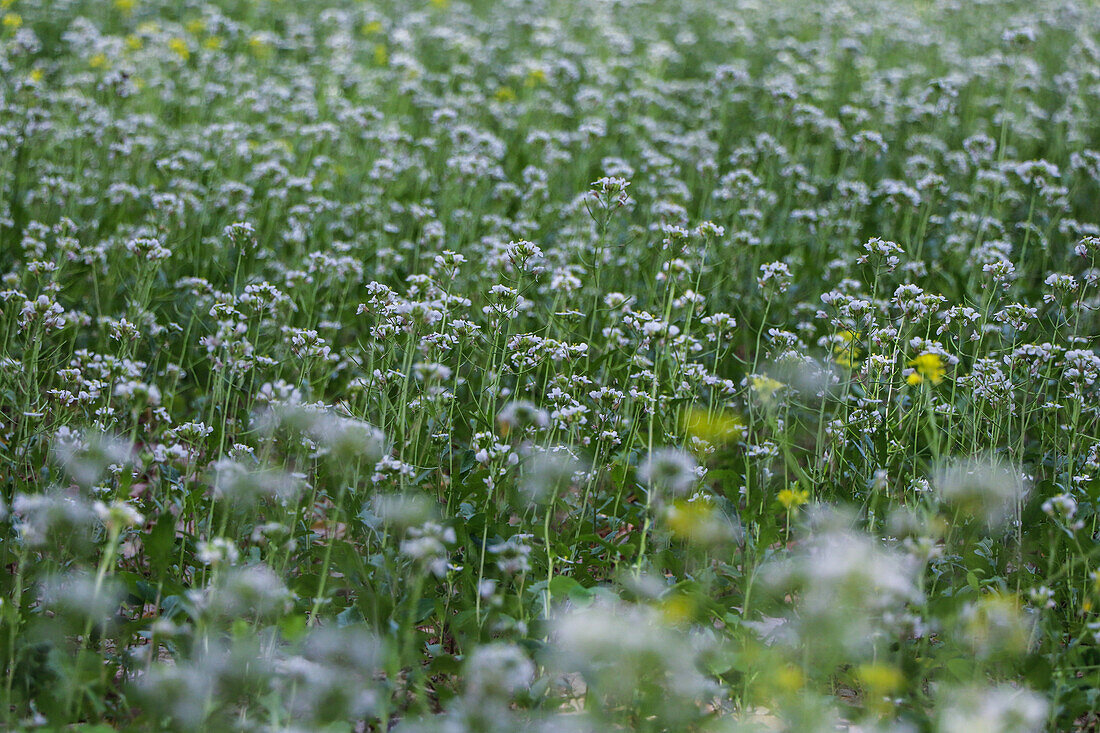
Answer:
top-left (3, 0), bottom-right (1100, 729)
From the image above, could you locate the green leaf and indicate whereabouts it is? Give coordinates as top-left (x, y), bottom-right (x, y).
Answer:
top-left (416, 597), bottom-right (436, 623)
top-left (944, 656), bottom-right (972, 682)
top-left (548, 575), bottom-right (595, 605)
top-left (145, 510), bottom-right (177, 572)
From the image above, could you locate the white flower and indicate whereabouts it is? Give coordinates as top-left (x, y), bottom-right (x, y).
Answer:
top-left (464, 643), bottom-right (535, 700)
top-left (938, 684), bottom-right (1047, 733)
top-left (400, 522), bottom-right (456, 577)
top-left (197, 537), bottom-right (240, 567)
top-left (94, 500), bottom-right (144, 532)
top-left (1041, 494), bottom-right (1077, 522)
top-left (497, 400), bottom-right (549, 435)
top-left (933, 457), bottom-right (1027, 528)
top-left (638, 448), bottom-right (699, 497)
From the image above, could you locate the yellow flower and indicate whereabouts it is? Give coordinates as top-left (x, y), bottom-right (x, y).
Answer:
top-left (664, 498), bottom-right (732, 544)
top-left (89, 53), bottom-right (109, 70)
top-left (658, 593), bottom-right (694, 624)
top-left (0, 0), bottom-right (15, 10)
top-left (666, 500), bottom-right (707, 536)
top-left (857, 663), bottom-right (904, 713)
top-left (750, 375), bottom-right (784, 403)
top-left (248, 35), bottom-right (272, 58)
top-left (773, 665), bottom-right (803, 692)
top-left (857, 663), bottom-right (903, 693)
top-left (185, 18), bottom-right (206, 35)
top-left (372, 43), bottom-right (388, 66)
top-left (833, 329), bottom-right (862, 368)
top-left (907, 352), bottom-right (945, 386)
top-left (168, 37), bottom-right (190, 60)
top-left (962, 592), bottom-right (1030, 657)
top-left (777, 487), bottom-right (809, 510)
top-left (203, 36), bottom-right (224, 50)
top-left (494, 86), bottom-right (516, 102)
top-left (429, 0), bottom-right (449, 8)
top-left (113, 0), bottom-right (135, 15)
top-left (2, 12), bottom-right (22, 29)
top-left (681, 407), bottom-right (743, 446)
top-left (361, 20), bottom-right (383, 35)
top-left (28, 67), bottom-right (43, 83)
top-left (524, 68), bottom-right (547, 88)
top-left (125, 34), bottom-right (143, 51)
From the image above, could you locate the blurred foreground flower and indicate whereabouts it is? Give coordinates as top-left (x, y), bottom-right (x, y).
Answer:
top-left (759, 512), bottom-right (923, 664)
top-left (933, 456), bottom-right (1026, 528)
top-left (639, 447), bottom-right (700, 498)
top-left (549, 599), bottom-right (719, 726)
top-left (937, 683), bottom-right (1047, 733)
top-left (681, 407), bottom-right (744, 446)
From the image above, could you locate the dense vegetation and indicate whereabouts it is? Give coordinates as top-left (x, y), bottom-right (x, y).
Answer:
top-left (3, 0), bottom-right (1100, 729)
